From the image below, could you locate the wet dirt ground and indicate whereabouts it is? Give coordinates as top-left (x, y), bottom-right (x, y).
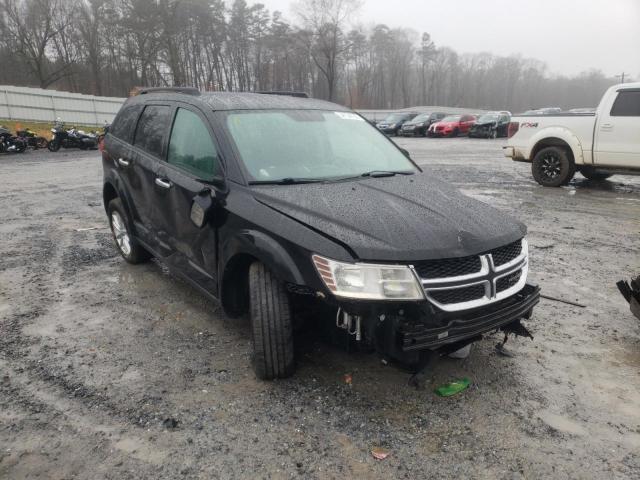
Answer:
top-left (1, 138), bottom-right (639, 479)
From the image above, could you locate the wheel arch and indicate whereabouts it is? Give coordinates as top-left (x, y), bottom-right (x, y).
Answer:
top-left (219, 231), bottom-right (306, 318)
top-left (528, 128), bottom-right (585, 165)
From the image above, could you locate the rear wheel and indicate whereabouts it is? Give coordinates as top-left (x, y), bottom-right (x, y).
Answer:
top-left (36, 137), bottom-right (48, 149)
top-left (249, 262), bottom-right (295, 380)
top-left (107, 198), bottom-right (152, 264)
top-left (532, 146), bottom-right (575, 187)
top-left (580, 167), bottom-right (612, 181)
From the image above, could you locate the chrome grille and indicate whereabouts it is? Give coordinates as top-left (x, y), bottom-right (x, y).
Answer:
top-left (496, 270), bottom-right (522, 292)
top-left (416, 238), bottom-right (528, 311)
top-left (491, 241), bottom-right (522, 267)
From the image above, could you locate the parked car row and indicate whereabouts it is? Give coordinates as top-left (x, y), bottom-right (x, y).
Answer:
top-left (374, 110), bottom-right (513, 139)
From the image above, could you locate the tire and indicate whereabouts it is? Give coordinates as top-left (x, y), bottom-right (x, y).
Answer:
top-left (532, 146), bottom-right (575, 187)
top-left (14, 141), bottom-right (26, 153)
top-left (48, 140), bottom-right (60, 152)
top-left (580, 167), bottom-right (612, 181)
top-left (249, 262), bottom-right (295, 380)
top-left (36, 137), bottom-right (48, 149)
top-left (107, 198), bottom-right (152, 264)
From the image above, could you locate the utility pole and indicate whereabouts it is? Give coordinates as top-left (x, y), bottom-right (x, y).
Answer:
top-left (616, 72), bottom-right (627, 84)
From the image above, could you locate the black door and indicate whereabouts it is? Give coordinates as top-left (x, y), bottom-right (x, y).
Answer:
top-left (151, 106), bottom-right (222, 292)
top-left (128, 104), bottom-right (173, 251)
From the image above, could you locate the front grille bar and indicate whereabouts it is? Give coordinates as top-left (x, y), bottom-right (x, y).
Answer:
top-left (416, 239), bottom-right (528, 312)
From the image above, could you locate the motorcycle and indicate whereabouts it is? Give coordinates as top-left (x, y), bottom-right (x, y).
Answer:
top-left (48, 121), bottom-right (98, 151)
top-left (0, 126), bottom-right (27, 153)
top-left (16, 128), bottom-right (48, 150)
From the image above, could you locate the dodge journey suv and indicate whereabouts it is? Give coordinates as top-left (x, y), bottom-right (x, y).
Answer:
top-left (102, 88), bottom-right (539, 379)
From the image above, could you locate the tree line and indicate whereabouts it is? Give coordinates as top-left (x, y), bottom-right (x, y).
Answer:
top-left (0, 0), bottom-right (625, 112)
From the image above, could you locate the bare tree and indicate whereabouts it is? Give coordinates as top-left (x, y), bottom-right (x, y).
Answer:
top-left (293, 0), bottom-right (361, 101)
top-left (0, 0), bottom-right (76, 88)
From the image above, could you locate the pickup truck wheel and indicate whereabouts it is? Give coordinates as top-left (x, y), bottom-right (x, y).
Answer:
top-left (107, 198), bottom-right (152, 264)
top-left (532, 147), bottom-right (575, 187)
top-left (249, 262), bottom-right (295, 380)
top-left (580, 167), bottom-right (612, 181)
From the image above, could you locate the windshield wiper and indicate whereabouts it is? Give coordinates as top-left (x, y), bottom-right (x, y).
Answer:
top-left (249, 177), bottom-right (324, 185)
top-left (360, 170), bottom-right (415, 178)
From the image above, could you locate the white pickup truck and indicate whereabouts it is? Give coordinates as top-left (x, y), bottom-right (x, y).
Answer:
top-left (504, 82), bottom-right (640, 186)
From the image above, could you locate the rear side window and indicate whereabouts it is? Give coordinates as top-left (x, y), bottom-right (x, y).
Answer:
top-left (167, 108), bottom-right (218, 179)
top-left (133, 105), bottom-right (172, 157)
top-left (110, 103), bottom-right (142, 142)
top-left (610, 90), bottom-right (640, 116)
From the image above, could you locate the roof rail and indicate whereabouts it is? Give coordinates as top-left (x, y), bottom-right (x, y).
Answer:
top-left (256, 91), bottom-right (309, 98)
top-left (135, 87), bottom-right (200, 96)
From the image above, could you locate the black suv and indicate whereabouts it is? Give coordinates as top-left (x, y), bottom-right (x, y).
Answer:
top-left (468, 112), bottom-right (511, 138)
top-left (399, 112), bottom-right (447, 137)
top-left (376, 112), bottom-right (418, 136)
top-left (103, 89), bottom-right (539, 379)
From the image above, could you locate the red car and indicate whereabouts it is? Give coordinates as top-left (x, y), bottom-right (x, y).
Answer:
top-left (427, 114), bottom-right (477, 137)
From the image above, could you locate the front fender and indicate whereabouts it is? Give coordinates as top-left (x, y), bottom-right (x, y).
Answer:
top-left (219, 229), bottom-right (307, 287)
top-left (526, 127), bottom-right (587, 165)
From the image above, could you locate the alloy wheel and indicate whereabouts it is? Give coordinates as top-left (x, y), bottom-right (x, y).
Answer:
top-left (111, 211), bottom-right (132, 256)
top-left (541, 153), bottom-right (562, 179)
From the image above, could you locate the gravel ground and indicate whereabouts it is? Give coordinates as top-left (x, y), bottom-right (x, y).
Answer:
top-left (1, 138), bottom-right (639, 479)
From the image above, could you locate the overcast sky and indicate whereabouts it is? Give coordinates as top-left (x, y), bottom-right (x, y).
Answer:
top-left (259, 0), bottom-right (640, 79)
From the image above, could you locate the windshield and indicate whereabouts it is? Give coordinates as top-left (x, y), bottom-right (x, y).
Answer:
top-left (411, 113), bottom-right (431, 123)
top-left (477, 114), bottom-right (499, 123)
top-left (441, 115), bottom-right (460, 122)
top-left (382, 113), bottom-right (407, 122)
top-left (224, 110), bottom-right (417, 183)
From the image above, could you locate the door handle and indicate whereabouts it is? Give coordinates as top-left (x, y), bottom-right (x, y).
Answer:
top-left (601, 123), bottom-right (613, 130)
top-left (117, 158), bottom-right (130, 167)
top-left (155, 178), bottom-right (172, 189)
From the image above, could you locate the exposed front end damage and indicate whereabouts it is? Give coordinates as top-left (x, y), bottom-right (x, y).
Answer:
top-left (325, 283), bottom-right (539, 368)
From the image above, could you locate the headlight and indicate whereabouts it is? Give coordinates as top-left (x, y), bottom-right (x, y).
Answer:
top-left (416, 122), bottom-right (424, 127)
top-left (388, 123), bottom-right (396, 128)
top-left (51, 128), bottom-right (56, 133)
top-left (312, 255), bottom-right (424, 300)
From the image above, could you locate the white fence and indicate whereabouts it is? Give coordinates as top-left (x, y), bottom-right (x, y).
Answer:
top-left (0, 85), bottom-right (125, 126)
top-left (0, 85), bottom-right (487, 126)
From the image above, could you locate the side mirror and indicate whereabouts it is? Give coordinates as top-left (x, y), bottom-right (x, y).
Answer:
top-left (190, 192), bottom-right (214, 228)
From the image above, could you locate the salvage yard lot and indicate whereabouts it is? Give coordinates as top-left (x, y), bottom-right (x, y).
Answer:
top-left (1, 138), bottom-right (639, 479)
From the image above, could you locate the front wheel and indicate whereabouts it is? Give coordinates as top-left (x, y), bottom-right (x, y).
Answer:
top-left (532, 146), bottom-right (575, 187)
top-left (249, 262), bottom-right (295, 380)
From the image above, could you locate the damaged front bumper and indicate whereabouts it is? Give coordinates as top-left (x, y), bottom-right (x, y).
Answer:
top-left (398, 283), bottom-right (539, 351)
top-left (333, 283), bottom-right (540, 365)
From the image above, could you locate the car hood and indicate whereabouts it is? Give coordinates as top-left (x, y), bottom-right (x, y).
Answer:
top-left (251, 173), bottom-right (526, 261)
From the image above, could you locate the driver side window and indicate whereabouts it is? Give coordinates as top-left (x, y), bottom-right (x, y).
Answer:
top-left (167, 108), bottom-right (219, 179)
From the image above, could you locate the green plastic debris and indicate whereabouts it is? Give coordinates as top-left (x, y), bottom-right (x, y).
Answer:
top-left (435, 378), bottom-right (471, 397)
